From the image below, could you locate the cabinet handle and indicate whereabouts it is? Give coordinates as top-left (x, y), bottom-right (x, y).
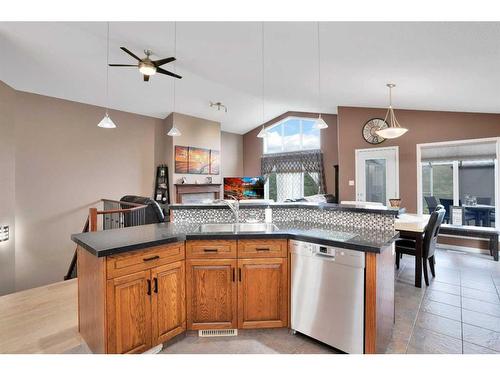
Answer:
top-left (143, 255), bottom-right (160, 262)
top-left (238, 268), bottom-right (242, 282)
top-left (203, 248), bottom-right (218, 252)
top-left (256, 247), bottom-right (270, 251)
top-left (153, 277), bottom-right (158, 293)
top-left (147, 279), bottom-right (151, 296)
top-left (232, 268), bottom-right (235, 282)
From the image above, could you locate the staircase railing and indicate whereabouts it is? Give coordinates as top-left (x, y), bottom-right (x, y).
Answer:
top-left (64, 199), bottom-right (148, 280)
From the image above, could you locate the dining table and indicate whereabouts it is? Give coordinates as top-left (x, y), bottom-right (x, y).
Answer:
top-left (395, 213), bottom-right (431, 288)
top-left (462, 204), bottom-right (495, 227)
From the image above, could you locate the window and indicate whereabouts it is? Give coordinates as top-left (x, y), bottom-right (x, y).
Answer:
top-left (264, 117), bottom-right (320, 154)
top-left (419, 139), bottom-right (498, 228)
top-left (263, 117), bottom-right (322, 201)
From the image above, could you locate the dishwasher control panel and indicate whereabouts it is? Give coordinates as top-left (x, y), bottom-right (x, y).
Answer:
top-left (290, 240), bottom-right (365, 268)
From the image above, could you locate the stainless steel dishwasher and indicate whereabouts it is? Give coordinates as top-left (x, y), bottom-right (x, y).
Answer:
top-left (290, 240), bottom-right (365, 354)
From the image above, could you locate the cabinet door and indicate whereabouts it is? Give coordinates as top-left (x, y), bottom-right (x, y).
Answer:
top-left (151, 261), bottom-right (186, 345)
top-left (106, 270), bottom-right (152, 354)
top-left (238, 258), bottom-right (288, 329)
top-left (186, 259), bottom-right (237, 330)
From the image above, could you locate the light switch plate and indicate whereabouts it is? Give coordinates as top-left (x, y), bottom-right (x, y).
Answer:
top-left (348, 180), bottom-right (355, 186)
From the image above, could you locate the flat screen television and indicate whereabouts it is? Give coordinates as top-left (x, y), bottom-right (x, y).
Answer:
top-left (223, 177), bottom-right (265, 200)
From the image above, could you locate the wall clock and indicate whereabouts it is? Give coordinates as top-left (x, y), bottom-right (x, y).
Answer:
top-left (362, 118), bottom-right (388, 145)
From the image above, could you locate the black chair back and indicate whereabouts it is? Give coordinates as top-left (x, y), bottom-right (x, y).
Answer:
top-left (477, 197), bottom-right (492, 205)
top-left (423, 208), bottom-right (446, 259)
top-left (424, 196), bottom-right (439, 212)
top-left (438, 198), bottom-right (453, 220)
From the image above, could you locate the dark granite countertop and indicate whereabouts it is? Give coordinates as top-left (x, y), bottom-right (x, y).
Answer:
top-left (71, 221), bottom-right (399, 257)
top-left (168, 202), bottom-right (403, 216)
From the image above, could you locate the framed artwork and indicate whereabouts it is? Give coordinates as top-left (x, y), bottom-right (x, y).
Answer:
top-left (174, 146), bottom-right (189, 173)
top-left (188, 147), bottom-right (210, 174)
top-left (210, 150), bottom-right (220, 175)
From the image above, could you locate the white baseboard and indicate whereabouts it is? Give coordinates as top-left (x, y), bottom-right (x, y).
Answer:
top-left (143, 343), bottom-right (163, 354)
top-left (437, 243), bottom-right (489, 255)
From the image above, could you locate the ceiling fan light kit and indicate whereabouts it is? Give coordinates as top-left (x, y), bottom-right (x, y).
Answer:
top-left (375, 83), bottom-right (408, 139)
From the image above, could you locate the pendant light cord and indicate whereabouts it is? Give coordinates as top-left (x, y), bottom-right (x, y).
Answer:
top-left (261, 22), bottom-right (265, 126)
top-left (105, 22), bottom-right (110, 115)
top-left (317, 22), bottom-right (321, 115)
top-left (173, 22), bottom-right (177, 113)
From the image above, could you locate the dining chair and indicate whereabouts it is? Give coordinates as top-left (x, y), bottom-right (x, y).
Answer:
top-left (424, 196), bottom-right (438, 212)
top-left (438, 198), bottom-right (453, 223)
top-left (395, 206), bottom-right (446, 286)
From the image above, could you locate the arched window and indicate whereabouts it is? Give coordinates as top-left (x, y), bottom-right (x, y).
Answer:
top-left (263, 117), bottom-right (320, 154)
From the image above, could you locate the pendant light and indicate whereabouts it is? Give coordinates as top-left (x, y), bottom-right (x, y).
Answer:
top-left (257, 23), bottom-right (267, 139)
top-left (314, 22), bottom-right (328, 130)
top-left (98, 22), bottom-right (117, 129)
top-left (375, 83), bottom-right (408, 139)
top-left (167, 22), bottom-right (182, 137)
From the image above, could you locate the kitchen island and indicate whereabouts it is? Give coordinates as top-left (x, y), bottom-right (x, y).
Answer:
top-left (72, 202), bottom-right (399, 354)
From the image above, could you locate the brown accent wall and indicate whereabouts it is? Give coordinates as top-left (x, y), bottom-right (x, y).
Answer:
top-left (242, 111), bottom-right (338, 195)
top-left (337, 106), bottom-right (500, 212)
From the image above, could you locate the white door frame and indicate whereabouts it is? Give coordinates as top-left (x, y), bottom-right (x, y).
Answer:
top-left (416, 137), bottom-right (500, 228)
top-left (355, 146), bottom-right (400, 205)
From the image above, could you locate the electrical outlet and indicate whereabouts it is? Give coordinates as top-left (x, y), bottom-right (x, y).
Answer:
top-left (348, 180), bottom-right (355, 186)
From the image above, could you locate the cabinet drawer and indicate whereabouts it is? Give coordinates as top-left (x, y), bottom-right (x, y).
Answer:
top-left (237, 239), bottom-right (288, 258)
top-left (106, 242), bottom-right (185, 279)
top-left (186, 240), bottom-right (237, 259)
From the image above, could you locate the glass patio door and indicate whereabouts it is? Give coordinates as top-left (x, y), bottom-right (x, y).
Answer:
top-left (355, 147), bottom-right (399, 205)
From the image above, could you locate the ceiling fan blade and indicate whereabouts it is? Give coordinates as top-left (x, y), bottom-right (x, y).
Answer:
top-left (108, 64), bottom-right (138, 67)
top-left (153, 57), bottom-right (175, 67)
top-left (120, 47), bottom-right (142, 61)
top-left (156, 67), bottom-right (182, 79)
top-left (143, 74), bottom-right (150, 82)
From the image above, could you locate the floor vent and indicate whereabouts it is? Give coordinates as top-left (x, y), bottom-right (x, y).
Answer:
top-left (199, 329), bottom-right (238, 337)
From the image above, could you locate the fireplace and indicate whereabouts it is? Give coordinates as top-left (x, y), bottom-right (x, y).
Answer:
top-left (174, 184), bottom-right (221, 203)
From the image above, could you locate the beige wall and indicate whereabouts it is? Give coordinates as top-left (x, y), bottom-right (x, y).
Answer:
top-left (161, 113), bottom-right (222, 203)
top-left (221, 131), bottom-right (244, 178)
top-left (337, 106), bottom-right (500, 212)
top-left (243, 111), bottom-right (339, 195)
top-left (0, 81), bottom-right (16, 295)
top-left (12, 90), bottom-right (162, 291)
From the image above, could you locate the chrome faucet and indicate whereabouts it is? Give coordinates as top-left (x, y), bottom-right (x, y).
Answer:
top-left (214, 196), bottom-right (239, 223)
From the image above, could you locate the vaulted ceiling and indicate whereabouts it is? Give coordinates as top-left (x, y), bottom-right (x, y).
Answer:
top-left (1, 22), bottom-right (500, 134)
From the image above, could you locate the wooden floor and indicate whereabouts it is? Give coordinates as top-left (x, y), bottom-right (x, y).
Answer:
top-left (0, 279), bottom-right (82, 354)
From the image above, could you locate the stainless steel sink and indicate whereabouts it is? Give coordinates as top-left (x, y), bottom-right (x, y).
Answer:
top-left (196, 223), bottom-right (278, 233)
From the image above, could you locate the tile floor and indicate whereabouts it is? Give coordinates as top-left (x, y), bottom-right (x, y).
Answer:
top-left (388, 248), bottom-right (500, 354)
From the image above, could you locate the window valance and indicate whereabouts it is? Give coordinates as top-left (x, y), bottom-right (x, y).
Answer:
top-left (261, 150), bottom-right (326, 193)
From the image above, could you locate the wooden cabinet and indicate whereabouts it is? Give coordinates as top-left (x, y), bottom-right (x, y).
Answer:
top-left (186, 258), bottom-right (237, 330)
top-left (237, 258), bottom-right (288, 329)
top-left (106, 270), bottom-right (152, 354)
top-left (186, 239), bottom-right (237, 259)
top-left (185, 239), bottom-right (289, 331)
top-left (238, 239), bottom-right (287, 258)
top-left (78, 242), bottom-right (186, 354)
top-left (151, 261), bottom-right (186, 346)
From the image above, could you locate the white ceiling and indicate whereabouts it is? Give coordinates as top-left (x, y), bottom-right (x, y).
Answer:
top-left (1, 22), bottom-right (500, 134)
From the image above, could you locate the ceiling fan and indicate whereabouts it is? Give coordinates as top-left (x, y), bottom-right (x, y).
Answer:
top-left (109, 47), bottom-right (182, 82)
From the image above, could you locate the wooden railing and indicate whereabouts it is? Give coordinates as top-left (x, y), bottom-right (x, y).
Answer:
top-left (64, 199), bottom-right (148, 280)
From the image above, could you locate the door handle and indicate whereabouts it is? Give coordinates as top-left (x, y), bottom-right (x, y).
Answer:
top-left (147, 279), bottom-right (151, 296)
top-left (153, 277), bottom-right (158, 293)
top-left (255, 247), bottom-right (270, 252)
top-left (232, 268), bottom-right (235, 282)
top-left (143, 255), bottom-right (160, 262)
top-left (238, 268), bottom-right (242, 282)
top-left (203, 248), bottom-right (218, 252)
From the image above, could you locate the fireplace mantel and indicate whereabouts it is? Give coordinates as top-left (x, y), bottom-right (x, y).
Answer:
top-left (174, 183), bottom-right (221, 203)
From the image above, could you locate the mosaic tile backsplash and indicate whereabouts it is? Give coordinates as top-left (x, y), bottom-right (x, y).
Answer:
top-left (171, 206), bottom-right (395, 231)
